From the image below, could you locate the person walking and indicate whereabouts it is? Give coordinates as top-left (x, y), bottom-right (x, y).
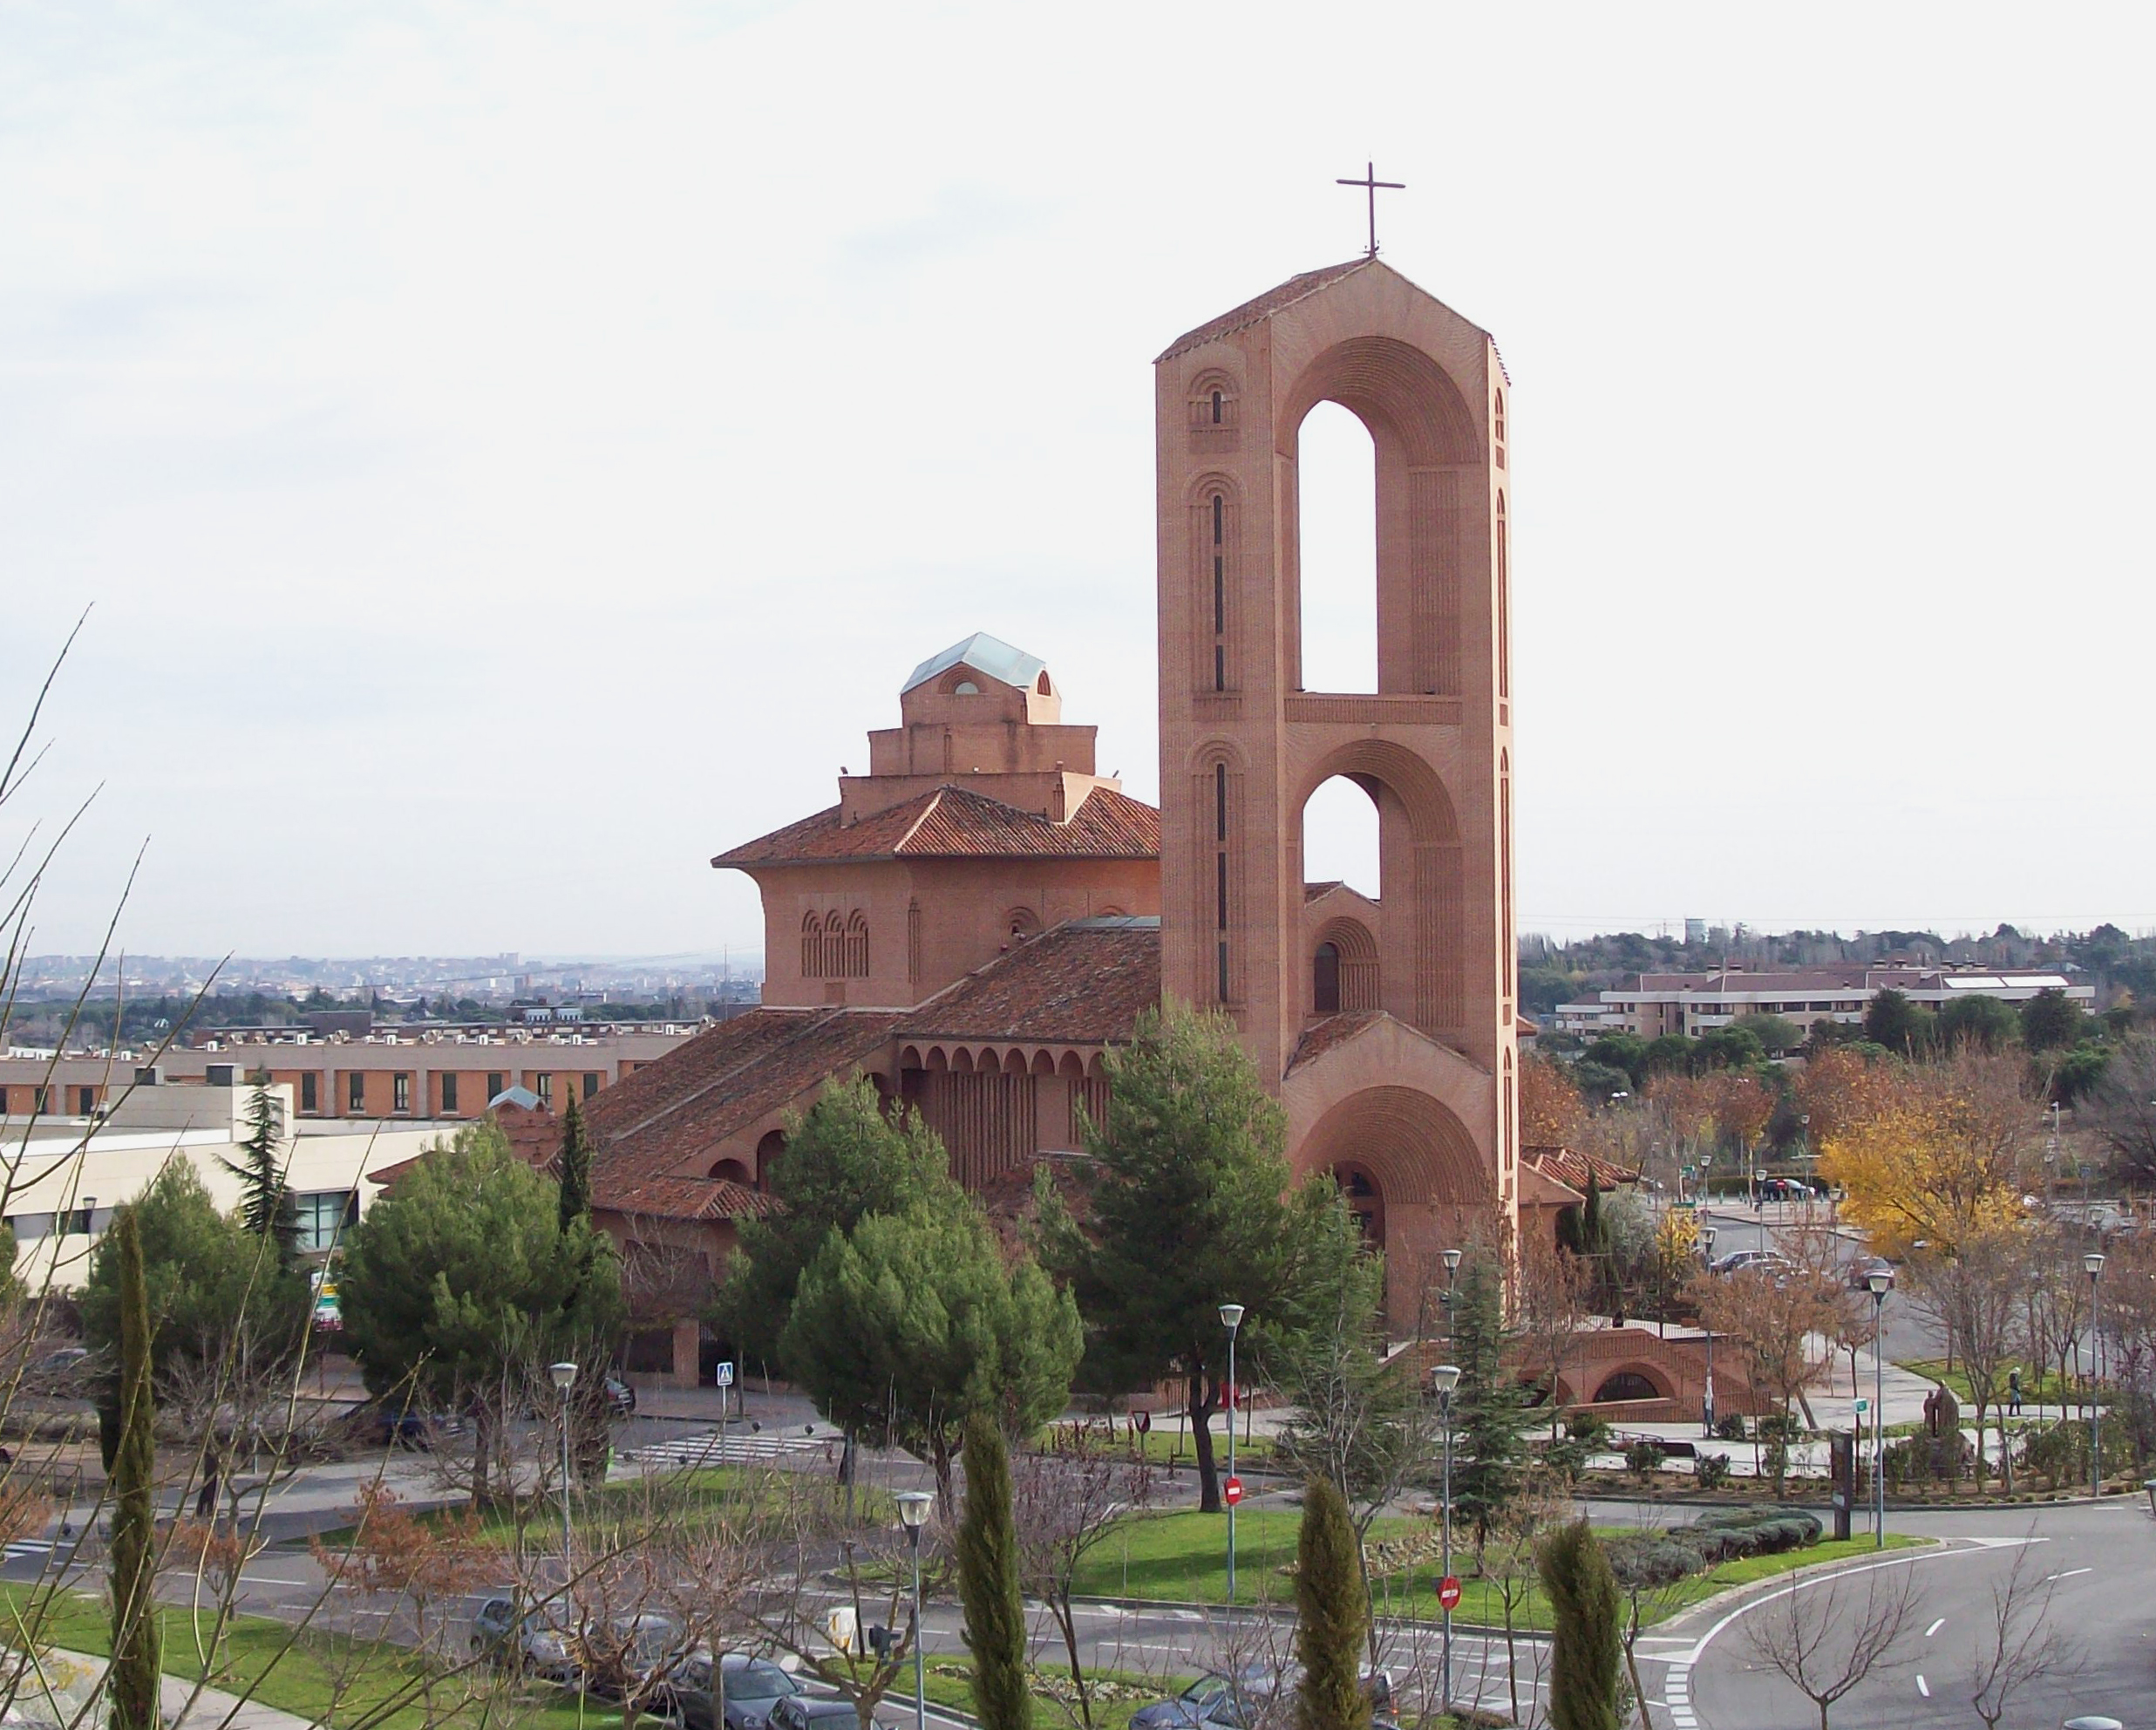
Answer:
top-left (2007, 1367), bottom-right (2023, 1418)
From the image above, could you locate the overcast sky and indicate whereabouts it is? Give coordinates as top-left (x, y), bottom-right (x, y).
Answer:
top-left (4, 2), bottom-right (2152, 964)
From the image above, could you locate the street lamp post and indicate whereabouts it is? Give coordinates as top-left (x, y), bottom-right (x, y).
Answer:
top-left (2085, 1251), bottom-right (2106, 1498)
top-left (896, 1490), bottom-right (934, 1730)
top-left (548, 1361), bottom-right (579, 1567)
top-left (1441, 1248), bottom-right (1462, 1345)
top-left (1432, 1364), bottom-right (1459, 1714)
top-left (1866, 1270), bottom-right (1892, 1546)
top-left (1220, 1303), bottom-right (1245, 1603)
top-left (1699, 1225), bottom-right (1717, 1437)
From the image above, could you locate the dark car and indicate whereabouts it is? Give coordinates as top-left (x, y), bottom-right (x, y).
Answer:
top-left (582, 1612), bottom-right (685, 1702)
top-left (768, 1699), bottom-right (862, 1730)
top-left (1132, 1667), bottom-right (1392, 1730)
top-left (656, 1653), bottom-right (803, 1730)
top-left (470, 1596), bottom-right (579, 1685)
top-left (351, 1399), bottom-right (467, 1450)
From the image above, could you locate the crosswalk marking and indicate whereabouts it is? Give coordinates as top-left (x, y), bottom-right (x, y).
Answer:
top-left (620, 1427), bottom-right (834, 1469)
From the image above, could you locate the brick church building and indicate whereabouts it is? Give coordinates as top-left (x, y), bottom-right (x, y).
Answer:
top-left (583, 258), bottom-right (1579, 1382)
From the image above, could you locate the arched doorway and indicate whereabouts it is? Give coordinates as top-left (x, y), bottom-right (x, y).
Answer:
top-left (1331, 1161), bottom-right (1385, 1248)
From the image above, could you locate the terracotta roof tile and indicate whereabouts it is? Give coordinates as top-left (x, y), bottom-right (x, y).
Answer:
top-left (899, 923), bottom-right (1160, 1045)
top-left (1283, 1011), bottom-right (1388, 1075)
top-left (1522, 1145), bottom-right (1642, 1193)
top-left (585, 1007), bottom-right (902, 1216)
top-left (712, 785), bottom-right (1159, 869)
top-left (1156, 259), bottom-right (1375, 362)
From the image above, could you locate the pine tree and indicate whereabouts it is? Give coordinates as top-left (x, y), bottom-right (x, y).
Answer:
top-left (557, 1090), bottom-right (594, 1233)
top-left (1450, 1250), bottom-right (1530, 1551)
top-left (1537, 1518), bottom-right (1619, 1730)
top-left (220, 1083), bottom-right (299, 1264)
top-left (1294, 1475), bottom-right (1370, 1730)
top-left (956, 1413), bottom-right (1030, 1730)
top-left (108, 1208), bottom-right (162, 1730)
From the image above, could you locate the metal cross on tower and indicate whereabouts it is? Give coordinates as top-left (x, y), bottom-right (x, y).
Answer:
top-left (1336, 160), bottom-right (1405, 257)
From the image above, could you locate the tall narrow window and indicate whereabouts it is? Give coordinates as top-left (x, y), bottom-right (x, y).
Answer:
top-left (393, 1073), bottom-right (411, 1114)
top-left (535, 1073), bottom-right (553, 1107)
top-left (301, 1072), bottom-right (318, 1114)
top-left (583, 1072), bottom-right (601, 1100)
top-left (1211, 759), bottom-right (1232, 1003)
top-left (801, 912), bottom-right (822, 977)
top-left (1216, 852), bottom-right (1228, 930)
top-left (347, 1073), bottom-right (364, 1114)
top-left (76, 1086), bottom-right (94, 1114)
top-left (1214, 762), bottom-right (1228, 841)
top-left (1211, 390), bottom-right (1223, 424)
top-left (1497, 494), bottom-right (1510, 701)
top-left (1208, 491), bottom-right (1229, 691)
top-left (440, 1072), bottom-right (458, 1114)
top-left (1314, 943), bottom-right (1342, 1014)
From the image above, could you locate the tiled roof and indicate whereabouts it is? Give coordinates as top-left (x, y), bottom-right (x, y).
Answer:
top-left (1283, 1011), bottom-right (1388, 1075)
top-left (712, 785), bottom-right (1160, 868)
top-left (1522, 1145), bottom-right (1642, 1193)
top-left (585, 1007), bottom-right (902, 1216)
top-left (899, 923), bottom-right (1161, 1045)
top-left (1158, 259), bottom-right (1376, 362)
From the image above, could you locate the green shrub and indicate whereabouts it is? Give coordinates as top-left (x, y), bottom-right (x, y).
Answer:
top-left (1713, 1413), bottom-right (1748, 1441)
top-left (1623, 1439), bottom-right (1661, 1481)
top-left (1693, 1453), bottom-right (1731, 1490)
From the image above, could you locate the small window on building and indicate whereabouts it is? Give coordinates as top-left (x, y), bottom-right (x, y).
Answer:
top-left (393, 1073), bottom-right (411, 1114)
top-left (66, 1203), bottom-right (95, 1237)
top-left (32, 1086), bottom-right (50, 1116)
top-left (347, 1073), bottom-right (364, 1114)
top-left (1314, 942), bottom-right (1342, 1015)
top-left (536, 1073), bottom-right (554, 1107)
top-left (301, 1072), bottom-right (318, 1114)
top-left (583, 1072), bottom-right (600, 1100)
top-left (486, 1071), bottom-right (506, 1103)
top-left (1211, 389), bottom-right (1223, 424)
top-left (441, 1072), bottom-right (459, 1114)
top-left (953, 680), bottom-right (979, 695)
top-left (76, 1086), bottom-right (94, 1115)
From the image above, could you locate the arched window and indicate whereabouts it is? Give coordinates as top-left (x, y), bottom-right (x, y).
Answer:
top-left (1210, 489), bottom-right (1228, 691)
top-left (844, 911), bottom-right (869, 978)
top-left (1036, 671), bottom-right (1051, 696)
top-left (1494, 388), bottom-right (1506, 451)
top-left (1313, 942), bottom-right (1342, 1014)
top-left (1595, 1371), bottom-right (1662, 1405)
top-left (800, 912), bottom-right (822, 977)
top-left (1005, 906), bottom-right (1041, 943)
top-left (1211, 388), bottom-right (1224, 424)
top-left (1296, 400), bottom-right (1377, 693)
top-left (822, 910), bottom-right (845, 978)
top-left (709, 1157), bottom-right (752, 1187)
top-left (953, 679), bottom-right (979, 695)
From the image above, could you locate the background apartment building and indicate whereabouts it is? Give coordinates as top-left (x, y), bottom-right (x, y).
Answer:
top-left (0, 1023), bottom-right (694, 1126)
top-left (1553, 965), bottom-right (2095, 1039)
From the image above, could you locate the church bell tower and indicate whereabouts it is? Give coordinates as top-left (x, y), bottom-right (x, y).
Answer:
top-left (1153, 258), bottom-right (1520, 1296)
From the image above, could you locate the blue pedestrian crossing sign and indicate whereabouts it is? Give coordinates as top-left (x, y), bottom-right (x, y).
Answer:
top-left (715, 1360), bottom-right (736, 1388)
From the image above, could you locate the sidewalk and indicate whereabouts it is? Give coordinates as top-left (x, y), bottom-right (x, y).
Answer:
top-left (4, 1647), bottom-right (316, 1730)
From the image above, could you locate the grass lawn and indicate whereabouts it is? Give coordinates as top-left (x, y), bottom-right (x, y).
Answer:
top-left (1068, 1509), bottom-right (1927, 1628)
top-left (922, 1660), bottom-right (1182, 1730)
top-left (0, 1585), bottom-right (643, 1730)
top-left (1899, 1359), bottom-right (2078, 1413)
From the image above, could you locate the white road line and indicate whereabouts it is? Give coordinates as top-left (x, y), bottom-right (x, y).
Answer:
top-left (1924, 1617), bottom-right (1945, 1637)
top-left (1916, 1674), bottom-right (1930, 1698)
top-left (2043, 1567), bottom-right (2092, 1582)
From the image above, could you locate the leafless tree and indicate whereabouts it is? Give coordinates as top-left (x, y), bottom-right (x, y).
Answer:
top-left (1965, 1537), bottom-right (2081, 1729)
top-left (1011, 1424), bottom-right (1154, 1729)
top-left (1515, 1229), bottom-right (1589, 1443)
top-left (1740, 1560), bottom-right (1923, 1730)
top-left (1907, 1230), bottom-right (2028, 1487)
top-left (2088, 1036), bottom-right (2156, 1188)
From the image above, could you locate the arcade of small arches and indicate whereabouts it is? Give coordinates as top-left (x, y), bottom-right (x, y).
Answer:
top-left (800, 909), bottom-right (869, 979)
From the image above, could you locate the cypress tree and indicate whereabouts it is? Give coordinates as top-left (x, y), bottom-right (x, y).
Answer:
top-left (108, 1208), bottom-right (162, 1730)
top-left (1537, 1519), bottom-right (1619, 1730)
top-left (1294, 1475), bottom-right (1370, 1730)
top-left (956, 1413), bottom-right (1030, 1730)
top-left (557, 1090), bottom-right (594, 1233)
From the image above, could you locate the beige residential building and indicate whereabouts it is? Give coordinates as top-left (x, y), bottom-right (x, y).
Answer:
top-left (1552, 966), bottom-right (2096, 1039)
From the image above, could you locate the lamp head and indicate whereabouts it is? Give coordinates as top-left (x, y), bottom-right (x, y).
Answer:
top-left (896, 1490), bottom-right (934, 1529)
top-left (1432, 1363), bottom-right (1461, 1398)
top-left (1442, 1248), bottom-right (1462, 1273)
top-left (548, 1360), bottom-right (579, 1391)
top-left (1219, 1302), bottom-right (1246, 1332)
top-left (2085, 1250), bottom-right (2107, 1278)
top-left (1700, 1225), bottom-right (1717, 1250)
top-left (1866, 1269), bottom-right (1893, 1298)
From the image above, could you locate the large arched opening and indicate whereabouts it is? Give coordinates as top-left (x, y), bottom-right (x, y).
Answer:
top-left (1296, 401), bottom-right (1377, 693)
top-left (1302, 772), bottom-right (1379, 901)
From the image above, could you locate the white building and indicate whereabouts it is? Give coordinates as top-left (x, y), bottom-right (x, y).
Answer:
top-left (1553, 965), bottom-right (2095, 1042)
top-left (3, 1079), bottom-right (450, 1291)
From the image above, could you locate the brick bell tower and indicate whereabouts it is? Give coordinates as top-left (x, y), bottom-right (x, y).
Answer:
top-left (1153, 258), bottom-right (1519, 1302)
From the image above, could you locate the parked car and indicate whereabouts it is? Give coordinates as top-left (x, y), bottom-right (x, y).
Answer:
top-left (349, 1398), bottom-right (467, 1450)
top-left (1845, 1256), bottom-right (1895, 1291)
top-left (1132, 1665), bottom-right (1394, 1730)
top-left (1710, 1249), bottom-right (1788, 1277)
top-left (768, 1698), bottom-right (862, 1730)
top-left (654, 1652), bottom-right (804, 1730)
top-left (603, 1374), bottom-right (637, 1416)
top-left (470, 1596), bottom-right (580, 1685)
top-left (582, 1612), bottom-right (687, 1702)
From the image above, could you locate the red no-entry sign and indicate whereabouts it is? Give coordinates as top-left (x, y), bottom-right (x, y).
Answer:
top-left (1438, 1576), bottom-right (1462, 1611)
top-left (1223, 1476), bottom-right (1244, 1506)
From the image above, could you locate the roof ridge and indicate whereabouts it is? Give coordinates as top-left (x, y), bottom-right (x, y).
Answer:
top-left (892, 787), bottom-right (944, 852)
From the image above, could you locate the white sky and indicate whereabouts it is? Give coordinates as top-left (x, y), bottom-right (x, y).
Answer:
top-left (5, 2), bottom-right (2153, 962)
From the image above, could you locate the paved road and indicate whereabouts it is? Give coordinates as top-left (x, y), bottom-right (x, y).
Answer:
top-left (1651, 1497), bottom-right (2155, 1729)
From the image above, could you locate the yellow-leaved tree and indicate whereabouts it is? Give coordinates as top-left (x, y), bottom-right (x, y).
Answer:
top-left (1817, 1048), bottom-right (2037, 1257)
